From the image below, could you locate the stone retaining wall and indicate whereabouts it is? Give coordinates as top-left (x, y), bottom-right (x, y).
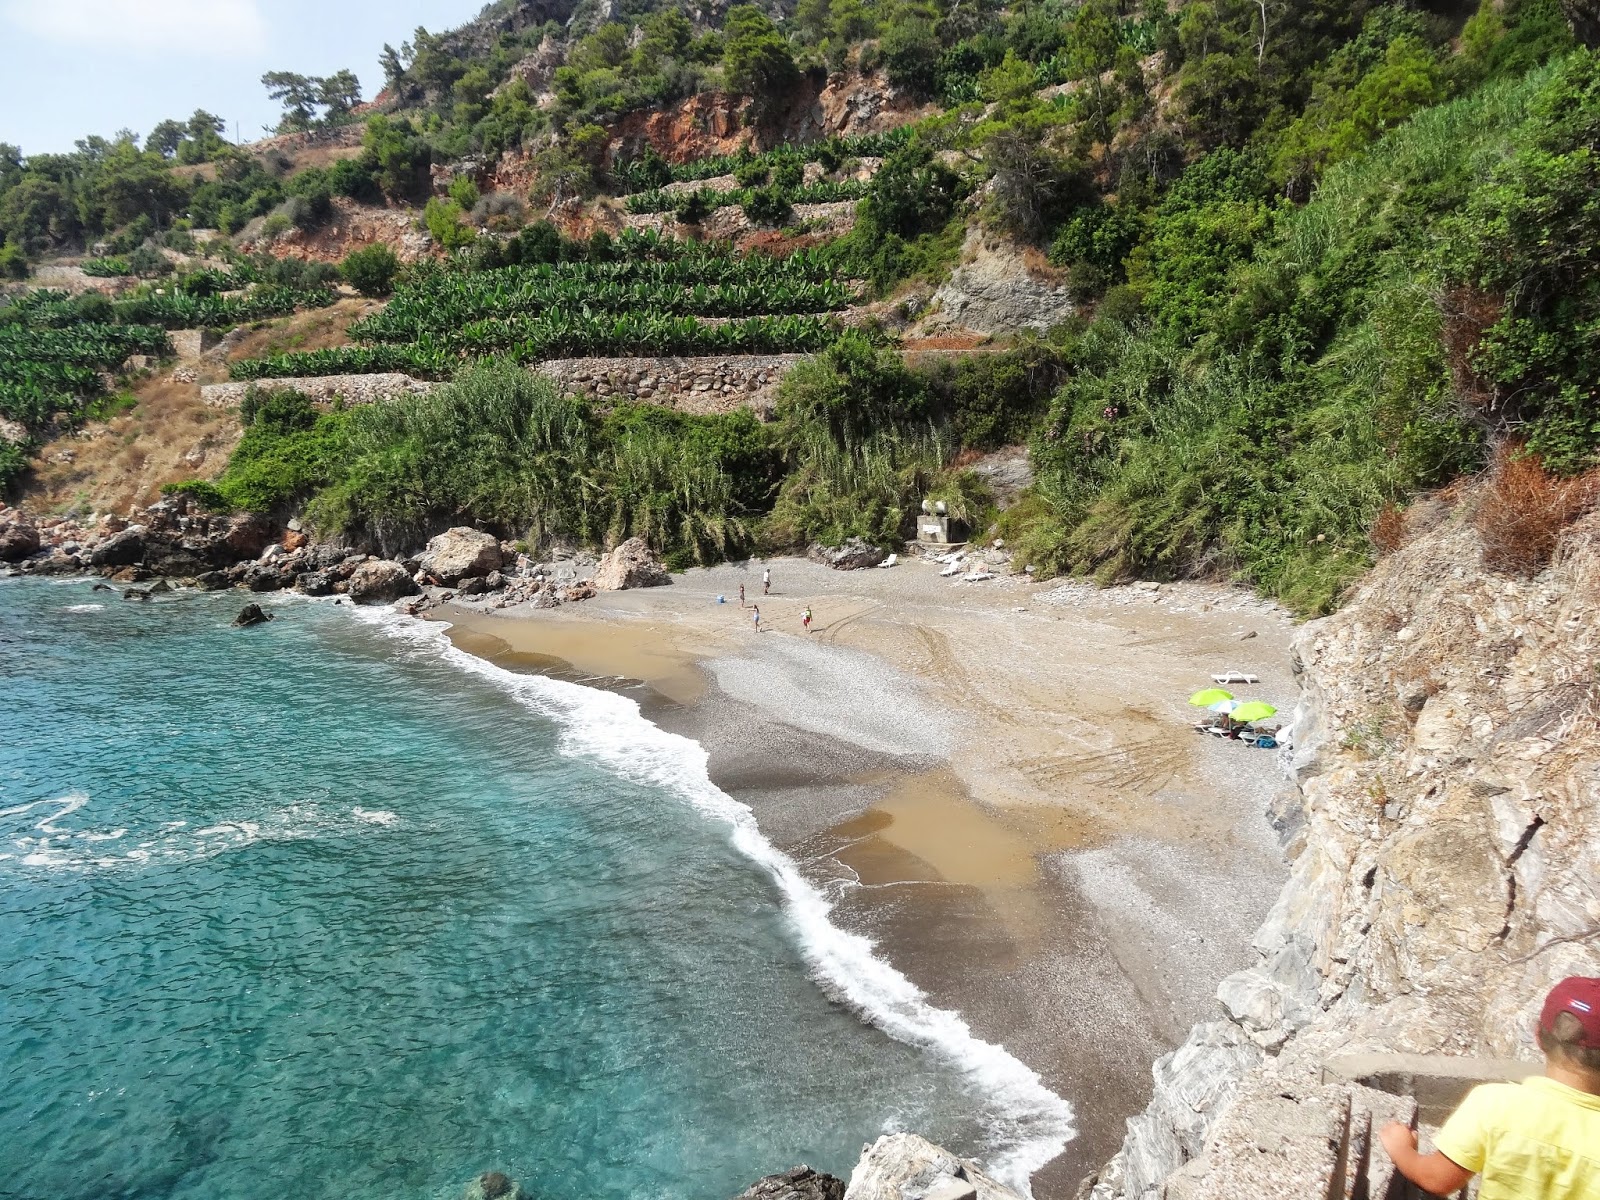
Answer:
top-left (201, 374), bottom-right (437, 408)
top-left (198, 355), bottom-right (808, 416)
top-left (536, 354), bottom-right (806, 415)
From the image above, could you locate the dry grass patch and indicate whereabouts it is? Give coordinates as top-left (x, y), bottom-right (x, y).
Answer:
top-left (1474, 445), bottom-right (1600, 577)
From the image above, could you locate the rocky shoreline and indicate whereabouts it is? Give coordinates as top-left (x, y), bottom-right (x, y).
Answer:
top-left (0, 500), bottom-right (672, 612)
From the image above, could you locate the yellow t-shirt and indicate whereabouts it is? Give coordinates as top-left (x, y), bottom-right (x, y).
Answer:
top-left (1434, 1076), bottom-right (1600, 1200)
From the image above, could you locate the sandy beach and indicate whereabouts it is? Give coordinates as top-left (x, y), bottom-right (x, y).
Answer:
top-left (438, 554), bottom-right (1298, 1196)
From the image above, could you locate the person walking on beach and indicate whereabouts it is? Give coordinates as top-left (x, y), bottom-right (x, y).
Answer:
top-left (801, 606), bottom-right (812, 633)
top-left (762, 566), bottom-right (771, 595)
top-left (738, 582), bottom-right (745, 608)
top-left (1380, 975), bottom-right (1600, 1200)
top-left (751, 605), bottom-right (762, 632)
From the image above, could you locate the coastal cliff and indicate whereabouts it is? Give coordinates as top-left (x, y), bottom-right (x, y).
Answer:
top-left (1083, 493), bottom-right (1600, 1199)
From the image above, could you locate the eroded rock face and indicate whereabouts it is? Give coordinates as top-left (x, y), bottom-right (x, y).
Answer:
top-left (1086, 502), bottom-right (1600, 1200)
top-left (924, 229), bottom-right (1075, 337)
top-left (419, 527), bottom-right (503, 585)
top-left (809, 537), bottom-right (887, 570)
top-left (592, 537), bottom-right (671, 590)
top-left (736, 1165), bottom-right (846, 1200)
top-left (844, 1134), bottom-right (1024, 1200)
top-left (347, 559), bottom-right (418, 605)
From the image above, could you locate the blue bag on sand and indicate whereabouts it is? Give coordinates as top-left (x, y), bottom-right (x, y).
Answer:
top-left (716, 595), bottom-right (725, 604)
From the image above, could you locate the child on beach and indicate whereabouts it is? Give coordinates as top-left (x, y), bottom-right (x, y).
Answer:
top-left (751, 605), bottom-right (761, 632)
top-left (739, 583), bottom-right (745, 607)
top-left (762, 567), bottom-right (771, 595)
top-left (1380, 976), bottom-right (1600, 1200)
top-left (801, 607), bottom-right (812, 633)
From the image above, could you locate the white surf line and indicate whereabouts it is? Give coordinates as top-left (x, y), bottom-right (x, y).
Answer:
top-left (348, 605), bottom-right (1076, 1194)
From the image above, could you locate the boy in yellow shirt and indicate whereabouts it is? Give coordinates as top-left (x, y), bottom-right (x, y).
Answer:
top-left (1380, 976), bottom-right (1600, 1199)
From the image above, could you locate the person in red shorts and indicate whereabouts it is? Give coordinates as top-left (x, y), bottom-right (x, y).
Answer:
top-left (1380, 976), bottom-right (1600, 1199)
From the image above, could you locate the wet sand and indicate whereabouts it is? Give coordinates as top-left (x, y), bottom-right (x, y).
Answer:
top-left (435, 555), bottom-right (1299, 1195)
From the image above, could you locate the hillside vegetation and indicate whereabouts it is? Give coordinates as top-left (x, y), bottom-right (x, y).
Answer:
top-left (4, 0), bottom-right (1599, 612)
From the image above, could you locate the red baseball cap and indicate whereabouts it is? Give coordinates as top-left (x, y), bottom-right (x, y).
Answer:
top-left (1540, 977), bottom-right (1600, 1048)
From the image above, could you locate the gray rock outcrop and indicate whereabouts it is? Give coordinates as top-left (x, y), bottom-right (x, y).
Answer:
top-left (809, 537), bottom-right (888, 570)
top-left (419, 527), bottom-right (503, 585)
top-left (844, 1134), bottom-right (1024, 1200)
top-left (736, 1165), bottom-right (846, 1200)
top-left (1085, 500), bottom-right (1600, 1200)
top-left (924, 230), bottom-right (1075, 336)
top-left (347, 559), bottom-right (418, 605)
top-left (592, 537), bottom-right (671, 590)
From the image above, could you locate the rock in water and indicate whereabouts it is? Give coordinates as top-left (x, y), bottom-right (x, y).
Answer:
top-left (736, 1164), bottom-right (847, 1200)
top-left (592, 537), bottom-right (671, 590)
top-left (347, 560), bottom-right (418, 605)
top-left (809, 537), bottom-right (888, 570)
top-left (232, 603), bottom-right (273, 628)
top-left (419, 527), bottom-right (503, 585)
top-left (0, 520), bottom-right (40, 562)
top-left (461, 1171), bottom-right (522, 1200)
top-left (843, 1134), bottom-right (1023, 1200)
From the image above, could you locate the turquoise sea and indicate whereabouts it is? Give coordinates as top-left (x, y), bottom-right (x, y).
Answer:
top-left (0, 578), bottom-right (1071, 1200)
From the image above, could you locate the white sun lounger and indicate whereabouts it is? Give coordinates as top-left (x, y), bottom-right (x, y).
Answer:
top-left (878, 553), bottom-right (898, 568)
top-left (1212, 672), bottom-right (1259, 684)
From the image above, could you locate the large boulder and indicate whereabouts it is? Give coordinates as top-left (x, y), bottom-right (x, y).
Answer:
top-left (348, 559), bottom-right (418, 605)
top-left (737, 1166), bottom-right (846, 1200)
top-left (844, 1134), bottom-right (1023, 1200)
top-left (592, 537), bottom-right (671, 590)
top-left (295, 568), bottom-right (338, 597)
top-left (0, 520), bottom-right (40, 562)
top-left (419, 527), bottom-right (503, 584)
top-left (809, 537), bottom-right (887, 570)
top-left (88, 525), bottom-right (147, 567)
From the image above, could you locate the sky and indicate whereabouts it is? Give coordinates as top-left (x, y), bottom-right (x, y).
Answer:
top-left (0, 0), bottom-right (492, 155)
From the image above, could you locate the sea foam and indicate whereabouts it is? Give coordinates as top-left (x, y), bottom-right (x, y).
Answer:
top-left (348, 605), bottom-right (1076, 1194)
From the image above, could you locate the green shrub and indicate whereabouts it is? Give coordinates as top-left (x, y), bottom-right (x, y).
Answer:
top-left (341, 244), bottom-right (400, 297)
top-left (674, 189), bottom-right (715, 224)
top-left (161, 479), bottom-right (231, 511)
top-left (741, 185), bottom-right (792, 227)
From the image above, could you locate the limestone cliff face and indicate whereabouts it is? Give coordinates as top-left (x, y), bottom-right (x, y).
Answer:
top-left (1085, 498), bottom-right (1600, 1200)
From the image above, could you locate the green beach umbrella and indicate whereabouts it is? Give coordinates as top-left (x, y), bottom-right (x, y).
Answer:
top-left (1188, 688), bottom-right (1234, 707)
top-left (1231, 701), bottom-right (1278, 724)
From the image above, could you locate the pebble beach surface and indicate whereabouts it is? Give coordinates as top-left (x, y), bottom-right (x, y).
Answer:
top-left (438, 553), bottom-right (1300, 1196)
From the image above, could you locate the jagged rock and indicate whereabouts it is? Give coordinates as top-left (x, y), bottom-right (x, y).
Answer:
top-left (419, 527), bottom-right (503, 585)
top-left (123, 587), bottom-right (152, 601)
top-left (592, 537), bottom-right (670, 590)
top-left (295, 568), bottom-right (337, 596)
top-left (232, 603), bottom-right (273, 628)
top-left (456, 575), bottom-right (489, 597)
top-left (485, 570), bottom-right (505, 590)
top-left (736, 1164), bottom-right (846, 1200)
top-left (194, 571), bottom-right (231, 591)
top-left (110, 564), bottom-right (150, 583)
top-left (809, 537), bottom-right (887, 570)
top-left (0, 521), bottom-right (39, 562)
top-left (530, 585), bottom-right (561, 609)
top-left (844, 1134), bottom-right (1023, 1200)
top-left (245, 564), bottom-right (290, 593)
top-left (89, 525), bottom-right (147, 567)
top-left (564, 583), bottom-right (597, 602)
top-left (348, 559), bottom-right (418, 605)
